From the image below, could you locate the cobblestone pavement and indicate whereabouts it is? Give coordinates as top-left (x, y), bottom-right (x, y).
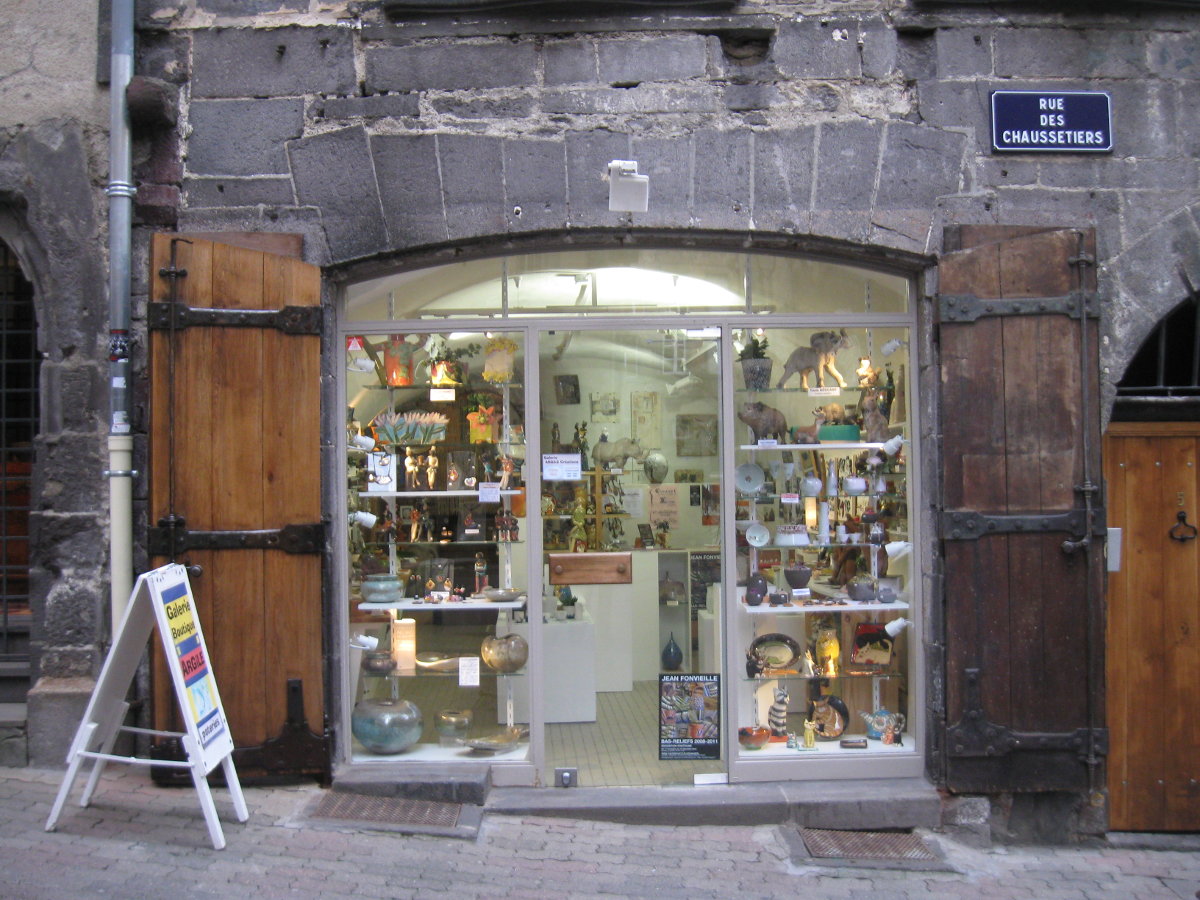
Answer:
top-left (2, 765), bottom-right (1197, 900)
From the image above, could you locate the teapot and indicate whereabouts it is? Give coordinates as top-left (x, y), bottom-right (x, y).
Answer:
top-left (860, 708), bottom-right (905, 741)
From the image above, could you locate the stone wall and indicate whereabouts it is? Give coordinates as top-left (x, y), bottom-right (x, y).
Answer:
top-left (129, 2), bottom-right (1200, 408)
top-left (0, 0), bottom-right (111, 765)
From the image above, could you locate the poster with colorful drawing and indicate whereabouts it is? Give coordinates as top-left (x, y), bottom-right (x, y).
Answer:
top-left (659, 674), bottom-right (720, 760)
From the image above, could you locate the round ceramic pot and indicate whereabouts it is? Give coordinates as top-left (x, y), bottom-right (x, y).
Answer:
top-left (351, 698), bottom-right (423, 754)
top-left (800, 474), bottom-right (824, 497)
top-left (783, 563), bottom-right (812, 591)
top-left (843, 476), bottom-right (868, 496)
top-left (739, 358), bottom-right (773, 392)
top-left (737, 726), bottom-right (771, 750)
top-left (360, 650), bottom-right (396, 676)
top-left (435, 708), bottom-right (473, 746)
top-left (480, 633), bottom-right (529, 673)
top-left (846, 575), bottom-right (878, 603)
top-left (360, 574), bottom-right (403, 603)
top-left (746, 572), bottom-right (769, 606)
top-left (643, 451), bottom-right (669, 484)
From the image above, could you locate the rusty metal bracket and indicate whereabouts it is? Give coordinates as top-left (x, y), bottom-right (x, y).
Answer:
top-left (942, 509), bottom-right (1106, 541)
top-left (938, 291), bottom-right (1100, 322)
top-left (947, 669), bottom-right (1108, 761)
top-left (150, 518), bottom-right (326, 555)
top-left (148, 302), bottom-right (324, 335)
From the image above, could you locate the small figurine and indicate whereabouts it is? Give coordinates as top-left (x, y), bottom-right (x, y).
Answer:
top-left (409, 505), bottom-right (422, 542)
top-left (404, 447), bottom-right (420, 491)
top-left (446, 458), bottom-right (461, 490)
top-left (498, 455), bottom-right (515, 489)
top-left (802, 719), bottom-right (817, 749)
top-left (768, 686), bottom-right (790, 738)
top-left (474, 552), bottom-right (488, 593)
top-left (426, 446), bottom-right (439, 490)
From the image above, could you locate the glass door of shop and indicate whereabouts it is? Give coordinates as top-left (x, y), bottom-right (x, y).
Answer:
top-left (535, 326), bottom-right (725, 787)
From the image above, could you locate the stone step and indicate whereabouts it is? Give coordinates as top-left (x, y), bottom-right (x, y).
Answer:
top-left (330, 762), bottom-right (492, 807)
top-left (0, 702), bottom-right (27, 766)
top-left (0, 659), bottom-right (32, 703)
top-left (485, 777), bottom-right (942, 830)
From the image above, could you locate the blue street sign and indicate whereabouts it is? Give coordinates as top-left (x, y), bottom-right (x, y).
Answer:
top-left (991, 91), bottom-right (1113, 153)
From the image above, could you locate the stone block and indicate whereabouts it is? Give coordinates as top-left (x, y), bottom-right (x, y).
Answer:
top-left (916, 79), bottom-right (992, 152)
top-left (184, 177), bottom-right (296, 208)
top-left (27, 677), bottom-right (95, 768)
top-left (191, 0), bottom-right (307, 12)
top-left (723, 83), bottom-right (777, 111)
top-left (138, 32), bottom-right (190, 85)
top-left (289, 126), bottom-right (389, 262)
top-left (502, 139), bottom-right (567, 232)
top-left (370, 133), bottom-right (447, 249)
top-left (41, 574), bottom-right (100, 648)
top-left (859, 18), bottom-right (899, 79)
top-left (174, 206), bottom-right (331, 266)
top-left (543, 85), bottom-right (720, 116)
top-left (596, 35), bottom-right (708, 85)
top-left (30, 513), bottom-right (108, 577)
top-left (35, 436), bottom-right (105, 514)
top-left (565, 130), bottom-right (634, 222)
top-left (365, 42), bottom-right (537, 93)
top-left (774, 19), bottom-right (862, 79)
top-left (191, 26), bottom-right (356, 98)
top-left (134, 131), bottom-right (184, 186)
top-left (134, 183), bottom-right (181, 226)
top-left (896, 29), bottom-right (937, 82)
top-left (187, 99), bottom-right (303, 176)
top-left (0, 723), bottom-right (26, 767)
top-left (438, 135), bottom-right (507, 239)
top-left (877, 122), bottom-right (967, 208)
top-left (691, 128), bottom-right (753, 229)
top-left (1149, 31), bottom-right (1200, 79)
top-left (430, 95), bottom-right (535, 119)
top-left (627, 135), bottom-right (690, 228)
top-left (995, 27), bottom-right (1148, 80)
top-left (814, 120), bottom-right (882, 211)
top-left (544, 39), bottom-right (598, 85)
top-left (319, 94), bottom-right (420, 120)
top-left (1109, 81), bottom-right (1181, 158)
top-left (37, 362), bottom-right (105, 435)
top-left (934, 27), bottom-right (994, 79)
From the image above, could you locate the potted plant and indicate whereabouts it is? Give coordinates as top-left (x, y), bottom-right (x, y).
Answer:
top-left (557, 585), bottom-right (578, 619)
top-left (424, 335), bottom-right (480, 386)
top-left (737, 335), bottom-right (773, 391)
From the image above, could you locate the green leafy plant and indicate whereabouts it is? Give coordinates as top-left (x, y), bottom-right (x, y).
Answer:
top-left (738, 336), bottom-right (769, 360)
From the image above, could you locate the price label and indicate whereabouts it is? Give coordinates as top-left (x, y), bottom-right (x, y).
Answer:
top-left (478, 482), bottom-right (501, 503)
top-left (459, 656), bottom-right (481, 687)
top-left (780, 493), bottom-right (800, 505)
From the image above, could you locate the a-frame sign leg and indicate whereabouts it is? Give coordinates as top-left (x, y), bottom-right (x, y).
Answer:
top-left (45, 722), bottom-right (97, 833)
top-left (221, 753), bottom-right (249, 823)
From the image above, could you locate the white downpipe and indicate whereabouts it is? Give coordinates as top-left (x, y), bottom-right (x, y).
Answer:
top-left (107, 0), bottom-right (135, 632)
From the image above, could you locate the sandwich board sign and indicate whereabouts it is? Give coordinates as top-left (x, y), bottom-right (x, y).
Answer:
top-left (45, 563), bottom-right (247, 849)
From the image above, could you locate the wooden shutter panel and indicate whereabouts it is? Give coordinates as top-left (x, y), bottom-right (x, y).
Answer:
top-left (937, 226), bottom-right (1106, 794)
top-left (148, 234), bottom-right (328, 781)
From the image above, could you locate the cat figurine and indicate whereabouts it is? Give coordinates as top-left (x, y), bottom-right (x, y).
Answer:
top-left (768, 686), bottom-right (790, 737)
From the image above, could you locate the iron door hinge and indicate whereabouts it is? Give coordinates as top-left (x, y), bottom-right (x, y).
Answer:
top-left (150, 519), bottom-right (326, 556)
top-left (942, 508), bottom-right (1106, 541)
top-left (938, 291), bottom-right (1099, 322)
top-left (947, 670), bottom-right (1108, 761)
top-left (148, 301), bottom-right (324, 335)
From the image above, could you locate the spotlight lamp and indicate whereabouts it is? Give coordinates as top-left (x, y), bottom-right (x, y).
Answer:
top-left (607, 160), bottom-right (649, 212)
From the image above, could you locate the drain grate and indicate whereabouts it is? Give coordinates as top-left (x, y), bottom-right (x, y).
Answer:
top-left (801, 828), bottom-right (938, 862)
top-left (313, 793), bottom-right (462, 829)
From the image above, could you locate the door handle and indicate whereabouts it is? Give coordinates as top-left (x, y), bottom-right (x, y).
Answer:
top-left (1169, 510), bottom-right (1197, 542)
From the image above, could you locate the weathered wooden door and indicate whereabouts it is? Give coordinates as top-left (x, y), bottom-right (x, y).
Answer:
top-left (1104, 423), bottom-right (1200, 831)
top-left (937, 226), bottom-right (1106, 799)
top-left (149, 234), bottom-right (328, 780)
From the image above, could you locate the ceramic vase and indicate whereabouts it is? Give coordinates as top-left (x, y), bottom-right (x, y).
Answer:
top-left (739, 358), bottom-right (773, 391)
top-left (661, 632), bottom-right (684, 671)
top-left (351, 698), bottom-right (423, 754)
top-left (480, 632), bottom-right (529, 673)
top-left (783, 562), bottom-right (812, 591)
top-left (435, 708), bottom-right (472, 746)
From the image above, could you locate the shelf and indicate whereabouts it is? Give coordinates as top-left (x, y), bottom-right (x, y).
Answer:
top-left (361, 668), bottom-right (527, 679)
top-left (354, 382), bottom-right (525, 391)
top-left (743, 671), bottom-right (904, 682)
top-left (740, 442), bottom-right (890, 452)
top-left (737, 734), bottom-right (916, 757)
top-left (358, 598), bottom-right (526, 613)
top-left (358, 489), bottom-right (522, 499)
top-left (741, 598), bottom-right (910, 614)
top-left (389, 540), bottom-right (504, 547)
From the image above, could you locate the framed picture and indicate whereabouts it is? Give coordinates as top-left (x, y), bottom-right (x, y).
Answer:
top-left (675, 414), bottom-right (718, 457)
top-left (554, 374), bottom-right (580, 405)
top-left (849, 623), bottom-right (895, 666)
top-left (590, 391), bottom-right (620, 423)
top-left (637, 523), bottom-right (655, 547)
top-left (675, 468), bottom-right (704, 483)
top-left (631, 391), bottom-right (661, 448)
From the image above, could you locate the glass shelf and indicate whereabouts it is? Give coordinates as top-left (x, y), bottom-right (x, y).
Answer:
top-left (358, 489), bottom-right (523, 499)
top-left (743, 670), bottom-right (904, 683)
top-left (361, 668), bottom-right (527, 680)
top-left (358, 598), bottom-right (526, 613)
top-left (740, 599), bottom-right (910, 615)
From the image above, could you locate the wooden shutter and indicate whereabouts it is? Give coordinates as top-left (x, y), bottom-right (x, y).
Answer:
top-left (937, 226), bottom-right (1106, 794)
top-left (148, 234), bottom-right (328, 781)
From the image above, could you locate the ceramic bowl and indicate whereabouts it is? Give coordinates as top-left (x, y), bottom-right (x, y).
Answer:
top-left (746, 523), bottom-right (771, 548)
top-left (735, 463), bottom-right (766, 494)
top-left (738, 726), bottom-right (771, 750)
top-left (482, 587), bottom-right (525, 603)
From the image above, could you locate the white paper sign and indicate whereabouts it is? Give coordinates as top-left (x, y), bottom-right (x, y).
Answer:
top-left (478, 482), bottom-right (501, 503)
top-left (542, 452), bottom-right (582, 480)
top-left (429, 388), bottom-right (456, 402)
top-left (780, 493), bottom-right (800, 505)
top-left (459, 655), bottom-right (481, 687)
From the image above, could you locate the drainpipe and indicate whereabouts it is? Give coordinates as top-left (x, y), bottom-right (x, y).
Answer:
top-left (105, 0), bottom-right (136, 633)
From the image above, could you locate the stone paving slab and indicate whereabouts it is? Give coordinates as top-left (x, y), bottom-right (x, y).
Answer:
top-left (2, 766), bottom-right (1198, 899)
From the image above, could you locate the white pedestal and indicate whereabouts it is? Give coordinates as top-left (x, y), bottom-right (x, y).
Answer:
top-left (501, 609), bottom-right (596, 723)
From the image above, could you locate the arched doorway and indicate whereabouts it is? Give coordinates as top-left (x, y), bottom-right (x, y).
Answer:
top-left (0, 239), bottom-right (38, 708)
top-left (1104, 292), bottom-right (1200, 831)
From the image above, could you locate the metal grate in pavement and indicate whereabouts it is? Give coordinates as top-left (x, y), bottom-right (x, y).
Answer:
top-left (801, 828), bottom-right (938, 861)
top-left (313, 793), bottom-right (461, 829)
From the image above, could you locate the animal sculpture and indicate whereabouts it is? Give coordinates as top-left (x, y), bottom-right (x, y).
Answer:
top-left (776, 329), bottom-right (853, 390)
top-left (768, 686), bottom-right (790, 737)
top-left (860, 390), bottom-right (890, 443)
top-left (590, 436), bottom-right (645, 469)
top-left (737, 401), bottom-right (788, 442)
top-left (791, 408), bottom-right (827, 445)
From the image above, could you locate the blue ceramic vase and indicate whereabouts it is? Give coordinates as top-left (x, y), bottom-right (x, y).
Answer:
top-left (661, 632), bottom-right (683, 671)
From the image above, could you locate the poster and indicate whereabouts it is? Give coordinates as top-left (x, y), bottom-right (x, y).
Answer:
top-left (630, 391), bottom-right (661, 448)
top-left (659, 674), bottom-right (721, 760)
top-left (649, 484), bottom-right (680, 530)
top-left (157, 576), bottom-right (228, 751)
